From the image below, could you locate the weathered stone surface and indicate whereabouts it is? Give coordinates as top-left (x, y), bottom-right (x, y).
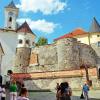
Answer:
top-left (79, 44), bottom-right (97, 67)
top-left (28, 38), bottom-right (97, 72)
top-left (19, 68), bottom-right (99, 90)
top-left (56, 38), bottom-right (80, 70)
top-left (38, 44), bottom-right (58, 65)
top-left (91, 44), bottom-right (100, 67)
top-left (15, 47), bottom-right (31, 73)
top-left (24, 75), bottom-right (100, 91)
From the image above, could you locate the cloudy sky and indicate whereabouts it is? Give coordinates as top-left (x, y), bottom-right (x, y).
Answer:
top-left (0, 0), bottom-right (100, 43)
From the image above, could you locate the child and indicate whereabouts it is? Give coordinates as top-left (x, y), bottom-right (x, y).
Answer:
top-left (17, 88), bottom-right (29, 100)
top-left (1, 85), bottom-right (6, 100)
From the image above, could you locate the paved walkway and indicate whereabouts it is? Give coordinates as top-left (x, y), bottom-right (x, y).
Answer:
top-left (6, 90), bottom-right (100, 100)
top-left (29, 90), bottom-right (100, 100)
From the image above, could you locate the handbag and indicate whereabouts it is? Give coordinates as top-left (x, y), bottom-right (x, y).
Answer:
top-left (80, 92), bottom-right (84, 99)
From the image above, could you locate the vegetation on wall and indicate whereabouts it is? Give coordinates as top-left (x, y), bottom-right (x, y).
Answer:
top-left (36, 37), bottom-right (48, 46)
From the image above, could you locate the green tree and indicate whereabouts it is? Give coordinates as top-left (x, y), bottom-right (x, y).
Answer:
top-left (36, 37), bottom-right (48, 46)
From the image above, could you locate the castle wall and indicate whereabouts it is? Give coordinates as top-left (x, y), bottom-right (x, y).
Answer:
top-left (91, 43), bottom-right (100, 71)
top-left (28, 38), bottom-right (97, 72)
top-left (21, 68), bottom-right (100, 91)
top-left (56, 38), bottom-right (80, 70)
top-left (14, 47), bottom-right (31, 73)
top-left (24, 76), bottom-right (100, 91)
top-left (28, 44), bottom-right (58, 72)
top-left (79, 43), bottom-right (97, 67)
top-left (38, 44), bottom-right (57, 65)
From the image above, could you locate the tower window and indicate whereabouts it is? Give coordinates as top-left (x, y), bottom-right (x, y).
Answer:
top-left (32, 42), bottom-right (35, 46)
top-left (20, 64), bottom-right (22, 66)
top-left (97, 35), bottom-right (100, 37)
top-left (19, 39), bottom-right (23, 44)
top-left (97, 41), bottom-right (100, 47)
top-left (9, 26), bottom-right (11, 28)
top-left (20, 55), bottom-right (21, 58)
top-left (9, 17), bottom-right (12, 22)
top-left (26, 40), bottom-right (30, 44)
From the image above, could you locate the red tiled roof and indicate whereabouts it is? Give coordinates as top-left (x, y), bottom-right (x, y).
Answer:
top-left (54, 28), bottom-right (88, 41)
top-left (16, 21), bottom-right (34, 34)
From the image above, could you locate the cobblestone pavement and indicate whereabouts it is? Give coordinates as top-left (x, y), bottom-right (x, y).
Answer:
top-left (6, 90), bottom-right (100, 100)
top-left (29, 90), bottom-right (100, 100)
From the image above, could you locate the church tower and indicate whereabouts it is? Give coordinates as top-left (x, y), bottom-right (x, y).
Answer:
top-left (4, 1), bottom-right (19, 30)
top-left (15, 21), bottom-right (36, 73)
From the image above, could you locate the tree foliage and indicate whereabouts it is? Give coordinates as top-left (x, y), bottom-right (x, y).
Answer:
top-left (36, 37), bottom-right (48, 46)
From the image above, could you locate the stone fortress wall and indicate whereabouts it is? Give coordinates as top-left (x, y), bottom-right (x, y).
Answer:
top-left (15, 47), bottom-right (31, 73)
top-left (25, 38), bottom-right (97, 73)
top-left (14, 37), bottom-right (98, 90)
top-left (91, 43), bottom-right (100, 68)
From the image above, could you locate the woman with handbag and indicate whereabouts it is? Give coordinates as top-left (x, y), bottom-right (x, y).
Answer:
top-left (56, 82), bottom-right (72, 100)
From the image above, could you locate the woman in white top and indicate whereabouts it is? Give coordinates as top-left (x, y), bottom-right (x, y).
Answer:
top-left (17, 88), bottom-right (29, 100)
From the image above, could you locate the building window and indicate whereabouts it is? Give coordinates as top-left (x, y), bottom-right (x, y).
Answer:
top-left (9, 26), bottom-right (11, 28)
top-left (9, 17), bottom-right (12, 22)
top-left (26, 40), bottom-right (30, 44)
top-left (97, 41), bottom-right (100, 47)
top-left (20, 55), bottom-right (21, 58)
top-left (32, 42), bottom-right (35, 46)
top-left (19, 39), bottom-right (23, 44)
top-left (97, 35), bottom-right (100, 37)
top-left (20, 64), bottom-right (22, 66)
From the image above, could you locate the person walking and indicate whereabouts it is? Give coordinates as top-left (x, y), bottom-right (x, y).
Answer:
top-left (0, 75), bottom-right (2, 86)
top-left (0, 85), bottom-right (2, 100)
top-left (17, 88), bottom-right (29, 100)
top-left (9, 80), bottom-right (17, 100)
top-left (56, 83), bottom-right (60, 93)
top-left (82, 82), bottom-right (89, 100)
top-left (56, 82), bottom-right (72, 100)
top-left (1, 85), bottom-right (6, 100)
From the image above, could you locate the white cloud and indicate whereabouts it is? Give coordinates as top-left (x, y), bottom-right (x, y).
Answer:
top-left (17, 18), bottom-right (58, 33)
top-left (17, 0), bottom-right (67, 15)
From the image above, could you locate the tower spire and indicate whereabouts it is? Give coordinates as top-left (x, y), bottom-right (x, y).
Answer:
top-left (89, 17), bottom-right (100, 33)
top-left (5, 0), bottom-right (17, 8)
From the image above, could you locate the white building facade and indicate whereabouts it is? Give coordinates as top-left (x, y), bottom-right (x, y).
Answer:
top-left (0, 1), bottom-right (36, 75)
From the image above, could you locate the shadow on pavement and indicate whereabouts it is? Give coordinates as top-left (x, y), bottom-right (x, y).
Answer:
top-left (71, 96), bottom-right (100, 100)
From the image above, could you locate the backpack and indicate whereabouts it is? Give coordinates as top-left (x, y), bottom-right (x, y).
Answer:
top-left (83, 85), bottom-right (89, 92)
